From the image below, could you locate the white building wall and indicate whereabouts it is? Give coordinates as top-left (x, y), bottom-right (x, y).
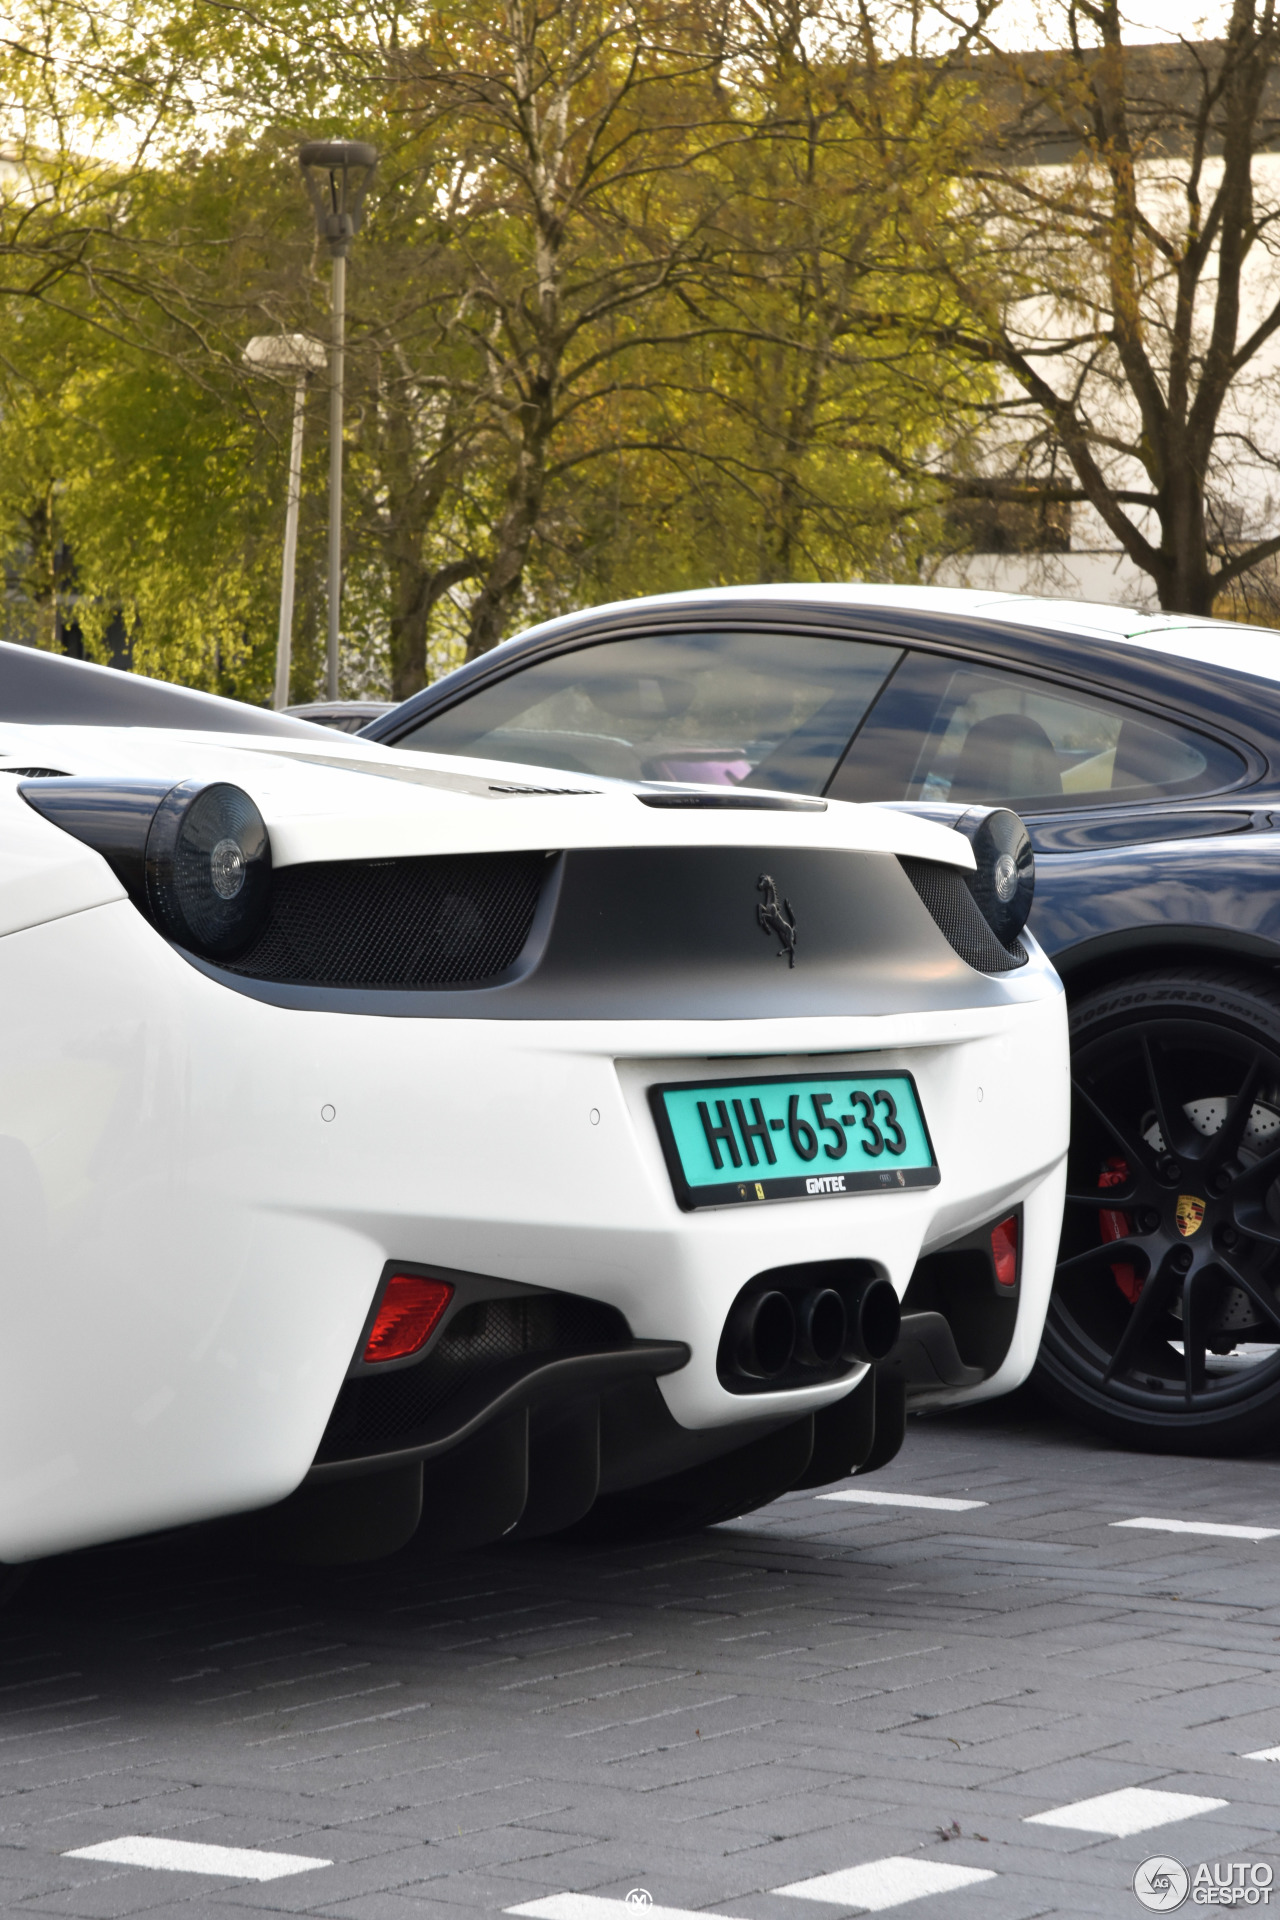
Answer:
top-left (931, 548), bottom-right (1160, 611)
top-left (937, 145), bottom-right (1280, 613)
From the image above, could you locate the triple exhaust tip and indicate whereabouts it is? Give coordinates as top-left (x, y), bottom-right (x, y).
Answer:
top-left (730, 1274), bottom-right (901, 1382)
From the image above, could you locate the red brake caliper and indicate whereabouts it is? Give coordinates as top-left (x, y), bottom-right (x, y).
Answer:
top-left (1098, 1156), bottom-right (1141, 1304)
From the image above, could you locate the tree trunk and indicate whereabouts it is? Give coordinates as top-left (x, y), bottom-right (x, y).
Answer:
top-left (465, 381), bottom-right (554, 658)
top-left (388, 550), bottom-right (429, 701)
top-left (389, 554), bottom-right (481, 700)
top-left (1153, 469), bottom-right (1216, 615)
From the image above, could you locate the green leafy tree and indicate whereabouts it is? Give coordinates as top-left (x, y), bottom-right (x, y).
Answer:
top-left (0, 0), bottom-right (998, 698)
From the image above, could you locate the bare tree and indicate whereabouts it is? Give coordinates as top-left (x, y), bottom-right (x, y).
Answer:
top-left (920, 0), bottom-right (1280, 615)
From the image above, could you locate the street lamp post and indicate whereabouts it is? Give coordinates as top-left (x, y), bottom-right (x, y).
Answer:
top-left (243, 333), bottom-right (327, 710)
top-left (298, 138), bottom-right (378, 702)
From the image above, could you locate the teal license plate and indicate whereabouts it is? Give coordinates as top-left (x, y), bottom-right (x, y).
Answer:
top-left (650, 1070), bottom-right (938, 1210)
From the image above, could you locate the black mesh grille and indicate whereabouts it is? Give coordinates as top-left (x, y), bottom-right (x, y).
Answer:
top-left (226, 850), bottom-right (549, 988)
top-left (898, 857), bottom-right (1027, 974)
top-left (316, 1292), bottom-right (631, 1462)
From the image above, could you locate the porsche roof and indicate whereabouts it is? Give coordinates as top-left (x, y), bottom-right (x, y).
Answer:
top-left (491, 582), bottom-right (1280, 685)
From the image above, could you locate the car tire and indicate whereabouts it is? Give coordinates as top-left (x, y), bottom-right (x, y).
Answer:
top-left (1036, 966), bottom-right (1280, 1453)
top-left (849, 1374), bottom-right (906, 1477)
top-left (0, 1567), bottom-right (28, 1609)
top-left (243, 1463), bottom-right (425, 1565)
top-left (570, 1416), bottom-right (816, 1542)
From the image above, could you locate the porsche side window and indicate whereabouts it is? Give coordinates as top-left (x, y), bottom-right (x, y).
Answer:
top-left (391, 631), bottom-right (902, 794)
top-left (831, 655), bottom-right (1246, 809)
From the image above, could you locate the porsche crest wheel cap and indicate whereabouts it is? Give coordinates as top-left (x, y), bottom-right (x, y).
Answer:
top-left (1176, 1194), bottom-right (1206, 1238)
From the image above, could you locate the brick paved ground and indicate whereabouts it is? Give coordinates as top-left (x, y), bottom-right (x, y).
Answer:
top-left (1, 1394), bottom-right (1278, 1918)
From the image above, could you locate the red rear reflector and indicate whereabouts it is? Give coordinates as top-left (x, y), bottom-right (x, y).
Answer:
top-left (990, 1215), bottom-right (1019, 1288)
top-left (363, 1275), bottom-right (453, 1363)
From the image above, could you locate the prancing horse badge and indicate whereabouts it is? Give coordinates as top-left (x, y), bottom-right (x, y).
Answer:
top-left (1176, 1193), bottom-right (1206, 1237)
top-left (756, 874), bottom-right (797, 968)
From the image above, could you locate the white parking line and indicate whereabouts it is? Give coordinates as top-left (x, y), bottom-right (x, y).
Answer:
top-left (1025, 1788), bottom-right (1227, 1837)
top-left (507, 1898), bottom-right (747, 1920)
top-left (1244, 1747), bottom-right (1280, 1762)
top-left (817, 1491), bottom-right (988, 1512)
top-left (1111, 1517), bottom-right (1280, 1542)
top-left (775, 1858), bottom-right (997, 1909)
top-left (63, 1837), bottom-right (332, 1880)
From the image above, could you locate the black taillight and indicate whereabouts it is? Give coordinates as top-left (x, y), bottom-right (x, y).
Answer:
top-left (21, 775), bottom-right (271, 960)
top-left (953, 806), bottom-right (1035, 945)
top-left (144, 781), bottom-right (271, 957)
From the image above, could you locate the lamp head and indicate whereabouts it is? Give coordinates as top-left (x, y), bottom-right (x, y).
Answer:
top-left (298, 140), bottom-right (379, 257)
top-left (243, 333), bottom-right (327, 377)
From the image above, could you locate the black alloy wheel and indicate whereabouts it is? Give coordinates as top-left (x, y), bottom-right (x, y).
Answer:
top-left (1036, 968), bottom-right (1280, 1453)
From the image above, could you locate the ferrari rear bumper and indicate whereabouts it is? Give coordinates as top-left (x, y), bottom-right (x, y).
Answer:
top-left (0, 896), bottom-right (1066, 1559)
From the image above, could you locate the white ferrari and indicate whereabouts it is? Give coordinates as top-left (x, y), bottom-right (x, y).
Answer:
top-left (0, 645), bottom-right (1068, 1564)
